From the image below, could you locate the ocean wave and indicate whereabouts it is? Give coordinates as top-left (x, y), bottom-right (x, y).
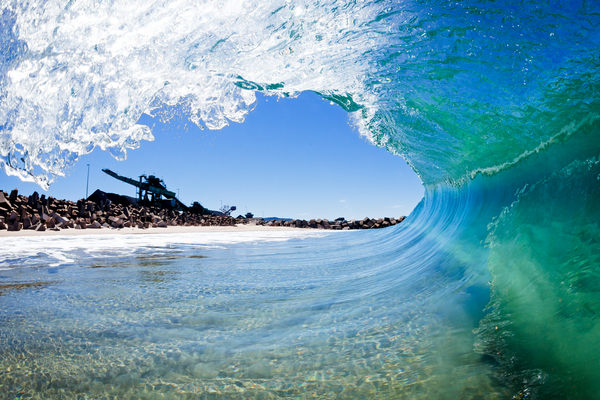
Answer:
top-left (1, 1), bottom-right (600, 398)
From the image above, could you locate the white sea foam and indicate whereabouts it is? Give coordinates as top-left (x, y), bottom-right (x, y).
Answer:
top-left (0, 229), bottom-right (330, 268)
top-left (0, 0), bottom-right (389, 187)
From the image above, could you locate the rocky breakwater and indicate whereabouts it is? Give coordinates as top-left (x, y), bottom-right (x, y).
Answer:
top-left (250, 216), bottom-right (406, 230)
top-left (0, 189), bottom-right (238, 232)
top-left (0, 188), bottom-right (406, 233)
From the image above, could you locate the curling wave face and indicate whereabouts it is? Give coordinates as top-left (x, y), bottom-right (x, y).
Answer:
top-left (1, 1), bottom-right (600, 398)
top-left (1, 0), bottom-right (598, 186)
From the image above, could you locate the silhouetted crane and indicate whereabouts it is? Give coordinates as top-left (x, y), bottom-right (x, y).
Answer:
top-left (102, 169), bottom-right (190, 211)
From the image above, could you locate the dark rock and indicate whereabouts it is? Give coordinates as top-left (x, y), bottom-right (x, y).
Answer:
top-left (9, 189), bottom-right (18, 203)
top-left (110, 220), bottom-right (123, 228)
top-left (51, 213), bottom-right (67, 224)
top-left (0, 192), bottom-right (12, 210)
top-left (8, 221), bottom-right (22, 231)
top-left (88, 221), bottom-right (102, 229)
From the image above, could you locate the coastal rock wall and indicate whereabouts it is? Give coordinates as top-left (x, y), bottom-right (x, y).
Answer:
top-left (249, 217), bottom-right (405, 230)
top-left (0, 189), bottom-right (405, 232)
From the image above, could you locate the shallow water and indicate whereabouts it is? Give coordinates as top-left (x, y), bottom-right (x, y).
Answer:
top-left (0, 229), bottom-right (505, 399)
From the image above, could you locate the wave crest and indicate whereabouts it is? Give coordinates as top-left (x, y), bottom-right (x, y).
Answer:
top-left (1, 0), bottom-right (599, 188)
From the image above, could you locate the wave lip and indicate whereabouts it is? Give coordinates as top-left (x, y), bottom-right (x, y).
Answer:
top-left (3, 1), bottom-right (598, 186)
top-left (0, 0), bottom-right (389, 187)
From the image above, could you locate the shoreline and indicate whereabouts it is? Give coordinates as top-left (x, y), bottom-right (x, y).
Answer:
top-left (1, 188), bottom-right (406, 237)
top-left (0, 223), bottom-right (311, 238)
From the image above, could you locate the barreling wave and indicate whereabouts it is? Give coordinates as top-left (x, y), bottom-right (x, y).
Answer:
top-left (1, 0), bottom-right (600, 398)
top-left (1, 0), bottom-right (599, 187)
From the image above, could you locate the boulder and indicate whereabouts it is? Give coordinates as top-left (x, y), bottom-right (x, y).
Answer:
top-left (51, 213), bottom-right (67, 224)
top-left (0, 192), bottom-right (12, 210)
top-left (88, 221), bottom-right (102, 229)
top-left (8, 189), bottom-right (18, 203)
top-left (8, 221), bottom-right (22, 231)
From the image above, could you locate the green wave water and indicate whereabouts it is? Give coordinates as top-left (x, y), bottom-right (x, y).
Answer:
top-left (1, 0), bottom-right (599, 398)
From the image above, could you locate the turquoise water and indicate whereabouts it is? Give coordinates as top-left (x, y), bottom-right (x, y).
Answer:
top-left (0, 230), bottom-right (502, 399)
top-left (1, 0), bottom-right (600, 398)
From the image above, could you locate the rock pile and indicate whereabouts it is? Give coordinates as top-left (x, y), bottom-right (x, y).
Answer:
top-left (0, 189), bottom-right (238, 232)
top-left (0, 188), bottom-right (406, 233)
top-left (249, 216), bottom-right (406, 230)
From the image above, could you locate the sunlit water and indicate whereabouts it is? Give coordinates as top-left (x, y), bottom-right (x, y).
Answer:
top-left (1, 0), bottom-right (600, 398)
top-left (0, 229), bottom-right (504, 399)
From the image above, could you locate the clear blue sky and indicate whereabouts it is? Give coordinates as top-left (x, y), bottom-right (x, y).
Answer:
top-left (0, 92), bottom-right (423, 220)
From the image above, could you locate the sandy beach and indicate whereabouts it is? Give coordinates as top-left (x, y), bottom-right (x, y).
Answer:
top-left (0, 224), bottom-right (302, 238)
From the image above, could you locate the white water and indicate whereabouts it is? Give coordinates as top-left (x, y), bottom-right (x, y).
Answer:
top-left (1, 0), bottom-right (390, 188)
top-left (0, 229), bottom-right (330, 268)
